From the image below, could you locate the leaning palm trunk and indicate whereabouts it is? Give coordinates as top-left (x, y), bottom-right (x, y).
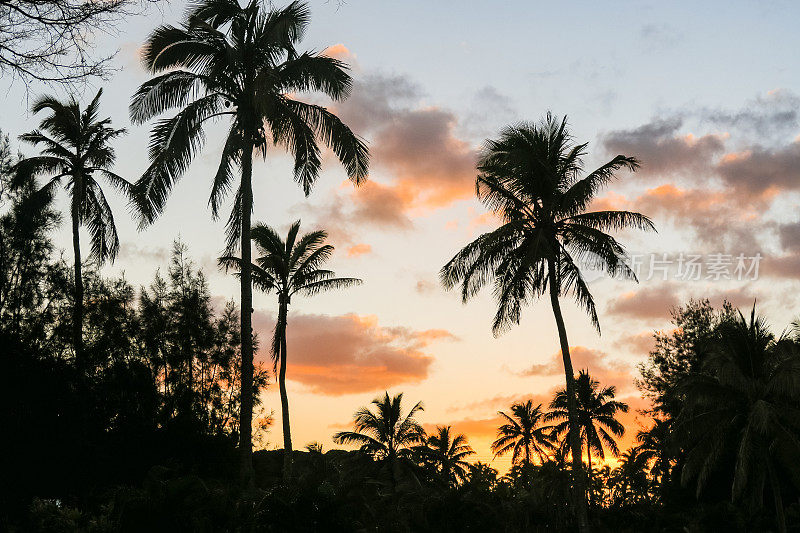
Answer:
top-left (278, 298), bottom-right (293, 479)
top-left (239, 143), bottom-right (255, 486)
top-left (549, 261), bottom-right (591, 533)
top-left (71, 210), bottom-right (83, 366)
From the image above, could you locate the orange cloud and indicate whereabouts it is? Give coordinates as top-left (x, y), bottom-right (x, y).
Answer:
top-left (515, 346), bottom-right (637, 396)
top-left (346, 243), bottom-right (371, 257)
top-left (323, 43), bottom-right (354, 62)
top-left (447, 393), bottom-right (554, 415)
top-left (425, 416), bottom-right (503, 440)
top-left (350, 180), bottom-right (414, 228)
top-left (371, 106), bottom-right (478, 208)
top-left (252, 312), bottom-right (454, 395)
top-left (332, 73), bottom-right (478, 221)
top-left (613, 331), bottom-right (656, 355)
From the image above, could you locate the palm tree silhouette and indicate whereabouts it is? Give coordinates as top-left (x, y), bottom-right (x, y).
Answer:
top-left (677, 307), bottom-right (800, 533)
top-left (13, 90), bottom-right (128, 364)
top-left (609, 447), bottom-right (651, 506)
top-left (636, 418), bottom-right (673, 500)
top-left (129, 0), bottom-right (369, 483)
top-left (333, 392), bottom-right (425, 491)
top-left (440, 113), bottom-right (653, 530)
top-left (491, 400), bottom-right (554, 466)
top-left (220, 220), bottom-right (360, 479)
top-left (548, 370), bottom-right (629, 507)
top-left (423, 425), bottom-right (475, 487)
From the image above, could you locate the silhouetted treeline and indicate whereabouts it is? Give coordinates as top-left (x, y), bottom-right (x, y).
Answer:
top-left (0, 131), bottom-right (271, 528)
top-left (4, 121), bottom-right (800, 531)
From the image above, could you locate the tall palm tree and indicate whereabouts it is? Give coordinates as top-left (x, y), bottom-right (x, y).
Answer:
top-left (333, 392), bottom-right (425, 490)
top-left (440, 113), bottom-right (653, 531)
top-left (423, 425), bottom-right (475, 487)
top-left (129, 0), bottom-right (369, 483)
top-left (491, 400), bottom-right (554, 466)
top-left (677, 308), bottom-right (800, 533)
top-left (548, 370), bottom-right (629, 506)
top-left (220, 219), bottom-right (360, 479)
top-left (13, 90), bottom-right (128, 364)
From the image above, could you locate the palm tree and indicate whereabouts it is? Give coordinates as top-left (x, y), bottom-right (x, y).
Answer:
top-left (13, 90), bottom-right (128, 364)
top-left (548, 370), bottom-right (629, 506)
top-left (636, 418), bottom-right (673, 500)
top-left (440, 113), bottom-right (653, 531)
top-left (220, 220), bottom-right (360, 479)
top-left (492, 400), bottom-right (554, 466)
top-left (423, 425), bottom-right (475, 487)
top-left (129, 0), bottom-right (369, 483)
top-left (333, 392), bottom-right (425, 490)
top-left (677, 308), bottom-right (800, 533)
top-left (608, 447), bottom-right (652, 506)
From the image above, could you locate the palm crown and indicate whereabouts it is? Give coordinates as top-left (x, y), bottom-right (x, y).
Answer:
top-left (677, 308), bottom-right (800, 517)
top-left (130, 0), bottom-right (369, 248)
top-left (424, 425), bottom-right (475, 485)
top-left (15, 89), bottom-right (128, 263)
top-left (440, 113), bottom-right (654, 334)
top-left (492, 400), bottom-right (555, 466)
top-left (333, 392), bottom-right (425, 462)
top-left (220, 219), bottom-right (361, 363)
top-left (548, 370), bottom-right (629, 461)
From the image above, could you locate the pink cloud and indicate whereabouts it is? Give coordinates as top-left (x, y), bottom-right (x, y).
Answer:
top-left (252, 312), bottom-right (454, 395)
top-left (346, 243), bottom-right (371, 257)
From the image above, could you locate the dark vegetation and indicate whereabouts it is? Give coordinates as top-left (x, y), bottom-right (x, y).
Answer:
top-left (2, 0), bottom-right (800, 531)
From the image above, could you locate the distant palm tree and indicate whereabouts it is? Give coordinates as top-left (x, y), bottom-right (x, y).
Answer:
top-left (13, 90), bottom-right (128, 364)
top-left (130, 0), bottom-right (369, 483)
top-left (334, 392), bottom-right (424, 490)
top-left (677, 308), bottom-right (800, 533)
top-left (609, 447), bottom-right (651, 506)
top-left (636, 418), bottom-right (673, 500)
top-left (492, 400), bottom-right (554, 466)
top-left (220, 220), bottom-right (360, 479)
top-left (548, 370), bottom-right (629, 506)
top-left (423, 425), bottom-right (475, 486)
top-left (441, 113), bottom-right (653, 531)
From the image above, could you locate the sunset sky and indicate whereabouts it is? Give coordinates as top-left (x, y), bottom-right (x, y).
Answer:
top-left (3, 0), bottom-right (799, 470)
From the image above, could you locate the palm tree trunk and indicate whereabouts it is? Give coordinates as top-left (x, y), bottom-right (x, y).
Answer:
top-left (548, 259), bottom-right (590, 533)
top-left (768, 462), bottom-right (787, 533)
top-left (278, 300), bottom-right (293, 480)
top-left (71, 210), bottom-right (84, 369)
top-left (239, 141), bottom-right (255, 487)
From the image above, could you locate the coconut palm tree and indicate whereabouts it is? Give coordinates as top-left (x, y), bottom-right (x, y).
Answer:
top-left (129, 0), bottom-right (369, 483)
top-left (423, 425), bottom-right (475, 487)
top-left (608, 447), bottom-right (652, 506)
top-left (492, 400), bottom-right (554, 466)
top-left (13, 90), bottom-right (128, 364)
top-left (548, 370), bottom-right (629, 506)
top-left (636, 418), bottom-right (673, 500)
top-left (333, 392), bottom-right (425, 490)
top-left (440, 113), bottom-right (653, 531)
top-left (676, 308), bottom-right (800, 533)
top-left (220, 219), bottom-right (360, 479)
